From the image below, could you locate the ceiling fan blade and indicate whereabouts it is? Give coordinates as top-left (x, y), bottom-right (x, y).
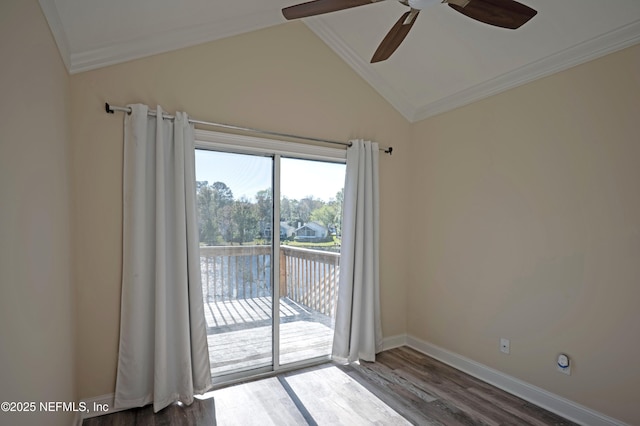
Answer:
top-left (371, 9), bottom-right (419, 63)
top-left (448, 0), bottom-right (537, 29)
top-left (282, 0), bottom-right (375, 20)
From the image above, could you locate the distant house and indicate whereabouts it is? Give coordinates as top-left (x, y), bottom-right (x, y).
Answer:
top-left (262, 221), bottom-right (297, 239)
top-left (280, 222), bottom-right (296, 239)
top-left (294, 222), bottom-right (328, 242)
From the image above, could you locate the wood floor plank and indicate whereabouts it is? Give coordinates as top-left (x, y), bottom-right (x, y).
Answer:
top-left (340, 364), bottom-right (447, 426)
top-left (281, 365), bottom-right (411, 426)
top-left (212, 377), bottom-right (306, 425)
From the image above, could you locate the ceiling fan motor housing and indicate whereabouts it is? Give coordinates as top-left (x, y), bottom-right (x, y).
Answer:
top-left (407, 0), bottom-right (441, 10)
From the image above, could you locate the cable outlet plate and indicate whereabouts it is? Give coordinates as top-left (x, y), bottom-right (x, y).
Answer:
top-left (500, 338), bottom-right (510, 354)
top-left (557, 353), bottom-right (571, 375)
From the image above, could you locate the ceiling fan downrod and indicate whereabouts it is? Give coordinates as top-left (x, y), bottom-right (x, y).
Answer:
top-left (405, 0), bottom-right (469, 10)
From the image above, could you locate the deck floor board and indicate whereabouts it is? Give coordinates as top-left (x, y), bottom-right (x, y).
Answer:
top-left (205, 297), bottom-right (334, 376)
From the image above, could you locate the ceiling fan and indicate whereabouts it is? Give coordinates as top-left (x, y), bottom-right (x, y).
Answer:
top-left (282, 0), bottom-right (537, 63)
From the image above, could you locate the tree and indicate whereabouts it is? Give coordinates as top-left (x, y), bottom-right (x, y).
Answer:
top-left (196, 181), bottom-right (234, 245)
top-left (196, 181), bottom-right (217, 245)
top-left (255, 188), bottom-right (272, 238)
top-left (310, 189), bottom-right (344, 238)
top-left (280, 196), bottom-right (292, 223)
top-left (231, 197), bottom-right (258, 244)
top-left (310, 204), bottom-right (338, 228)
top-left (332, 189), bottom-right (344, 236)
top-left (335, 188), bottom-right (344, 206)
top-left (211, 181), bottom-right (234, 206)
top-left (292, 196), bottom-right (323, 225)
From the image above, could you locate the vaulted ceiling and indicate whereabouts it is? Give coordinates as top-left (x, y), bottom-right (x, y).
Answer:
top-left (40, 0), bottom-right (640, 122)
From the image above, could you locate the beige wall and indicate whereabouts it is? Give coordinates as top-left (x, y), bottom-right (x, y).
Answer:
top-left (11, 1), bottom-right (636, 421)
top-left (408, 43), bottom-right (640, 424)
top-left (69, 21), bottom-right (411, 399)
top-left (0, 1), bottom-right (76, 426)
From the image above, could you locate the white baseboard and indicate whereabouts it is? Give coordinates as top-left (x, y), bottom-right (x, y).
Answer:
top-left (403, 335), bottom-right (626, 426)
top-left (76, 336), bottom-right (625, 426)
top-left (381, 333), bottom-right (407, 351)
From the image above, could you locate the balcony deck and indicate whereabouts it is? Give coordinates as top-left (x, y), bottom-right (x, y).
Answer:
top-left (204, 297), bottom-right (335, 377)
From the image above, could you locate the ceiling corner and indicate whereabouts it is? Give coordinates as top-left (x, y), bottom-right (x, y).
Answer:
top-left (304, 18), bottom-right (419, 123)
top-left (39, 0), bottom-right (72, 72)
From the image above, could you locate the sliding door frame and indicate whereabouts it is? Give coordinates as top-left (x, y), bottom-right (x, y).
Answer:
top-left (272, 154), bottom-right (282, 372)
top-left (195, 130), bottom-right (346, 386)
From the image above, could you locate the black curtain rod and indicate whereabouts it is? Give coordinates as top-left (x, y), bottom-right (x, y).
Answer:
top-left (105, 103), bottom-right (392, 155)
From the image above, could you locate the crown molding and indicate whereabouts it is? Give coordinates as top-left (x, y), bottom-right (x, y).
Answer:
top-left (411, 19), bottom-right (640, 122)
top-left (69, 13), bottom-right (282, 74)
top-left (305, 18), bottom-right (419, 122)
top-left (307, 18), bottom-right (640, 123)
top-left (38, 0), bottom-right (72, 71)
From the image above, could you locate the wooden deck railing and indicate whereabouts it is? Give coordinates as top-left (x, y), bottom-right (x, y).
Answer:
top-left (280, 246), bottom-right (340, 318)
top-left (199, 245), bottom-right (271, 301)
top-left (200, 245), bottom-right (340, 318)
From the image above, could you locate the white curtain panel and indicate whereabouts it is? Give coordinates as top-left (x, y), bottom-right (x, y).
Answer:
top-left (114, 105), bottom-right (211, 412)
top-left (332, 139), bottom-right (383, 363)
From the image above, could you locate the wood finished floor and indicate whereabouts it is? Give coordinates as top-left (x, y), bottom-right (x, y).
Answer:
top-left (84, 346), bottom-right (576, 426)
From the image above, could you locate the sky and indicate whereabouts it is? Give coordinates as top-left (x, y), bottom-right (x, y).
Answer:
top-left (195, 150), bottom-right (345, 202)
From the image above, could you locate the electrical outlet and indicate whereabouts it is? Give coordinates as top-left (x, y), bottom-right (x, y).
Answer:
top-left (500, 338), bottom-right (510, 354)
top-left (557, 353), bottom-right (571, 375)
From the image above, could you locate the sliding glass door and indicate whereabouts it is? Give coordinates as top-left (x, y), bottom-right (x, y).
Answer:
top-left (196, 150), bottom-right (274, 377)
top-left (195, 146), bottom-right (345, 381)
top-left (278, 158), bottom-right (345, 366)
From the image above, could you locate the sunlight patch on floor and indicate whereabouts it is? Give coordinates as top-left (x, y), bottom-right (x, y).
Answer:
top-left (197, 364), bottom-right (409, 425)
